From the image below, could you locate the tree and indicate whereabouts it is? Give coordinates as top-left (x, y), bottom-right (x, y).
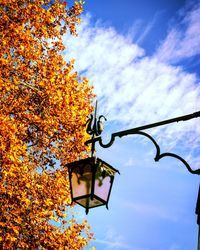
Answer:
top-left (0, 0), bottom-right (94, 248)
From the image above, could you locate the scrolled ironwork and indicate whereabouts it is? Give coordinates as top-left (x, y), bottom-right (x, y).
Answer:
top-left (86, 110), bottom-right (200, 175)
top-left (86, 114), bottom-right (107, 137)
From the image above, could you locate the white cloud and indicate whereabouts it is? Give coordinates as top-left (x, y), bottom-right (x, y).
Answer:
top-left (95, 226), bottom-right (147, 250)
top-left (62, 7), bottom-right (200, 164)
top-left (95, 237), bottom-right (132, 250)
top-left (155, 2), bottom-right (200, 62)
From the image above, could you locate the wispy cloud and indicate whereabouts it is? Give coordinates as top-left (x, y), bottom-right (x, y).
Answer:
top-left (63, 5), bottom-right (200, 161)
top-left (95, 238), bottom-right (132, 250)
top-left (95, 226), bottom-right (148, 250)
top-left (136, 11), bottom-right (163, 45)
top-left (155, 2), bottom-right (200, 63)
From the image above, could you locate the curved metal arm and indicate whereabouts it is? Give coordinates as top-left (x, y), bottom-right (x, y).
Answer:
top-left (157, 152), bottom-right (200, 175)
top-left (86, 131), bottom-right (200, 175)
top-left (85, 110), bottom-right (200, 175)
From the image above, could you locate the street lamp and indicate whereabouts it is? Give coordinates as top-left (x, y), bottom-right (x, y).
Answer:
top-left (66, 101), bottom-right (200, 248)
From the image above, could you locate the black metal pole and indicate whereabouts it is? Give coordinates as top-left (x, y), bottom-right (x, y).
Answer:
top-left (196, 185), bottom-right (200, 250)
top-left (91, 100), bottom-right (98, 157)
top-left (115, 111), bottom-right (200, 137)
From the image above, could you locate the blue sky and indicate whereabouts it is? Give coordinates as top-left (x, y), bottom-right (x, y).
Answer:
top-left (64, 0), bottom-right (200, 249)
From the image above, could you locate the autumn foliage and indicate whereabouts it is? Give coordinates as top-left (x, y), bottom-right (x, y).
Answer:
top-left (0, 0), bottom-right (94, 249)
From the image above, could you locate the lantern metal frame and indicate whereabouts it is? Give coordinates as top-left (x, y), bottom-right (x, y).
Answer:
top-left (66, 156), bottom-right (119, 214)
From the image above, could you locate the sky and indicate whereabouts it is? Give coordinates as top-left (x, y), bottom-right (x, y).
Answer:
top-left (63, 0), bottom-right (200, 249)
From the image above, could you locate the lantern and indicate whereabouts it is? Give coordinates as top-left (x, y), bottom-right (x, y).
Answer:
top-left (66, 157), bottom-right (119, 214)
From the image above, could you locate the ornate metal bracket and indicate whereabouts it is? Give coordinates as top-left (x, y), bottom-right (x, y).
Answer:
top-left (86, 110), bottom-right (200, 175)
top-left (85, 101), bottom-right (107, 156)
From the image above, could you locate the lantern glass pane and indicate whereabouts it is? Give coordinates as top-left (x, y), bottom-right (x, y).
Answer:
top-left (94, 176), bottom-right (111, 201)
top-left (71, 164), bottom-right (93, 198)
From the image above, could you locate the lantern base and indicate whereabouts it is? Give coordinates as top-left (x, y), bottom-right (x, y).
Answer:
top-left (73, 194), bottom-right (108, 214)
